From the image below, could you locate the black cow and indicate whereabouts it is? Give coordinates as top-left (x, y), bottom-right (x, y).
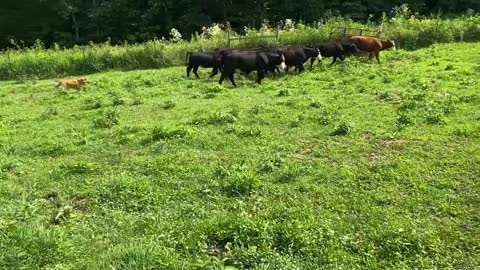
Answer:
top-left (310, 42), bottom-right (361, 67)
top-left (186, 52), bottom-right (222, 78)
top-left (341, 42), bottom-right (361, 55)
top-left (280, 47), bottom-right (322, 72)
top-left (216, 48), bottom-right (285, 76)
top-left (219, 51), bottom-right (284, 87)
top-left (266, 50), bottom-right (287, 75)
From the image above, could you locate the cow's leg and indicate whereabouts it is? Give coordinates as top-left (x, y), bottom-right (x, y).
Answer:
top-left (310, 58), bottom-right (315, 69)
top-left (219, 72), bottom-right (226, 84)
top-left (187, 66), bottom-right (192, 77)
top-left (210, 67), bottom-right (218, 78)
top-left (193, 66), bottom-right (200, 78)
top-left (271, 67), bottom-right (278, 75)
top-left (368, 52), bottom-right (374, 61)
top-left (297, 64), bottom-right (305, 73)
top-left (375, 51), bottom-right (381, 64)
top-left (256, 69), bottom-right (265, 84)
top-left (229, 74), bottom-right (237, 87)
top-left (330, 56), bottom-right (337, 66)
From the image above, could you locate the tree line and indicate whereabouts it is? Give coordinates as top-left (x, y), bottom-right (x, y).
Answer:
top-left (1, 0), bottom-right (478, 49)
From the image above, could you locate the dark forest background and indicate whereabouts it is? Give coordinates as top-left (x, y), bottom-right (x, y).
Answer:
top-left (1, 0), bottom-right (478, 49)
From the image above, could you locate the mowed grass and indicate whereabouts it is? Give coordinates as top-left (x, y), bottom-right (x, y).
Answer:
top-left (0, 43), bottom-right (479, 269)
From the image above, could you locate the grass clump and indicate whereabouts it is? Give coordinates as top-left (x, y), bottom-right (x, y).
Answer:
top-left (150, 126), bottom-right (191, 141)
top-left (161, 100), bottom-right (175, 110)
top-left (223, 170), bottom-right (261, 197)
top-left (330, 122), bottom-right (353, 136)
top-left (93, 109), bottom-right (119, 128)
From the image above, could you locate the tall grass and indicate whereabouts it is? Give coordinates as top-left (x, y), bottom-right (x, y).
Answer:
top-left (0, 13), bottom-right (478, 81)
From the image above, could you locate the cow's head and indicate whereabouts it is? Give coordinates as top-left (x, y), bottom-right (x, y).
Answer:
top-left (387, 39), bottom-right (396, 51)
top-left (278, 54), bottom-right (286, 70)
top-left (347, 43), bottom-right (361, 53)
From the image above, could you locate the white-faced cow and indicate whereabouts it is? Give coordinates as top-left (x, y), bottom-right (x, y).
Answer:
top-left (309, 42), bottom-right (361, 67)
top-left (279, 47), bottom-right (322, 72)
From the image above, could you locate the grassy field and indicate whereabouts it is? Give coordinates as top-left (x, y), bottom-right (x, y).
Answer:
top-left (0, 43), bottom-right (479, 269)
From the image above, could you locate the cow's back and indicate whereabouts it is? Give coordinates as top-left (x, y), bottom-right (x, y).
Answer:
top-left (319, 43), bottom-right (343, 57)
top-left (223, 51), bottom-right (266, 72)
top-left (350, 36), bottom-right (382, 52)
top-left (189, 53), bottom-right (218, 67)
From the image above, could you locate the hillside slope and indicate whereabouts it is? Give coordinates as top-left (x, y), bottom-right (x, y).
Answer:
top-left (0, 43), bottom-right (479, 269)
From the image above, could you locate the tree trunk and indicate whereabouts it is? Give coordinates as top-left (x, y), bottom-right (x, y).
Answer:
top-left (71, 12), bottom-right (80, 41)
top-left (92, 0), bottom-right (100, 38)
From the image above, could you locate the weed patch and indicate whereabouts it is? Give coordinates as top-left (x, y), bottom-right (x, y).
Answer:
top-left (93, 109), bottom-right (119, 128)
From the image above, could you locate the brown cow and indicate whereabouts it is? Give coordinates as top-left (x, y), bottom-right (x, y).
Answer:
top-left (350, 36), bottom-right (396, 64)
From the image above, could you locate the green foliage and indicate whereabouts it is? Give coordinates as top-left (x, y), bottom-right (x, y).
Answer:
top-left (1, 14), bottom-right (479, 80)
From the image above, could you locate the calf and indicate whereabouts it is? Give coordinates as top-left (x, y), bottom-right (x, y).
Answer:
top-left (280, 47), bottom-right (322, 72)
top-left (349, 36), bottom-right (396, 64)
top-left (186, 52), bottom-right (222, 78)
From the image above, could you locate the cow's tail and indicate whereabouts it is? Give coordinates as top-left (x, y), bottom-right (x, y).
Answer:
top-left (185, 52), bottom-right (192, 64)
top-left (259, 53), bottom-right (269, 66)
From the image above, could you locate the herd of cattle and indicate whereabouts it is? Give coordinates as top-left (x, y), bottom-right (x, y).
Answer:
top-left (186, 36), bottom-right (396, 87)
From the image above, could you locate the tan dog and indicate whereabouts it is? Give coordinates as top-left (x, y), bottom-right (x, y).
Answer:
top-left (55, 78), bottom-right (90, 90)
